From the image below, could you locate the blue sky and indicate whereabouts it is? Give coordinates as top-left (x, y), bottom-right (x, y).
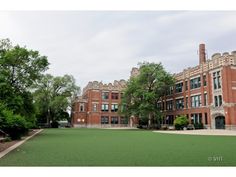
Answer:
top-left (1, 11), bottom-right (236, 90)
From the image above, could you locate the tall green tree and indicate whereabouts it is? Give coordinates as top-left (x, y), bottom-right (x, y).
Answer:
top-left (33, 74), bottom-right (80, 126)
top-left (0, 38), bottom-right (49, 124)
top-left (120, 62), bottom-right (175, 128)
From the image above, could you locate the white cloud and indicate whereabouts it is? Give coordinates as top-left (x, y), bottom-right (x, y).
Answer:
top-left (0, 11), bottom-right (236, 89)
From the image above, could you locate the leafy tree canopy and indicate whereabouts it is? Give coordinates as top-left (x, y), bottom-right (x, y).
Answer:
top-left (120, 62), bottom-right (175, 128)
top-left (33, 74), bottom-right (80, 125)
top-left (0, 38), bottom-right (49, 122)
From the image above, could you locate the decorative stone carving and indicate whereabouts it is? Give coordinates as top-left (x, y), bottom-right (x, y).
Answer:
top-left (82, 79), bottom-right (127, 94)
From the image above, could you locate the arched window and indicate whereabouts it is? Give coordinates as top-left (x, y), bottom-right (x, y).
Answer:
top-left (80, 103), bottom-right (84, 112)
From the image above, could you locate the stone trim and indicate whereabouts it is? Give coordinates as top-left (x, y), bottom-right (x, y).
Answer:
top-left (175, 96), bottom-right (184, 99)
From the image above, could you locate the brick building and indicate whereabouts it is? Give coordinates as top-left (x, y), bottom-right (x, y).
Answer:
top-left (72, 44), bottom-right (236, 129)
top-left (159, 44), bottom-right (236, 130)
top-left (71, 80), bottom-right (138, 128)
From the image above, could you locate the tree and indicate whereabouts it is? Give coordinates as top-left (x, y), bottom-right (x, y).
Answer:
top-left (33, 74), bottom-right (80, 126)
top-left (0, 38), bottom-right (49, 125)
top-left (120, 62), bottom-right (175, 128)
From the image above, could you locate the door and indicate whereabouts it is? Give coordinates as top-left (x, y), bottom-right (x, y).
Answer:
top-left (215, 116), bottom-right (225, 129)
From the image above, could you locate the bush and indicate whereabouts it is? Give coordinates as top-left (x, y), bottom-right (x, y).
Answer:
top-left (3, 137), bottom-right (11, 142)
top-left (174, 115), bottom-right (189, 130)
top-left (160, 126), bottom-right (168, 130)
top-left (51, 121), bottom-right (59, 128)
top-left (0, 105), bottom-right (29, 140)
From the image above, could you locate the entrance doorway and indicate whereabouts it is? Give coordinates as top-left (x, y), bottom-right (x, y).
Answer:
top-left (215, 116), bottom-right (225, 129)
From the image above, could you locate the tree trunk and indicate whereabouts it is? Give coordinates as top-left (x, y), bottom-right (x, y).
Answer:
top-left (47, 108), bottom-right (51, 127)
top-left (148, 113), bottom-right (151, 128)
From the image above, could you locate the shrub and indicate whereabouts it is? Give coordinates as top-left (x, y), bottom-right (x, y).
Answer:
top-left (194, 123), bottom-right (204, 129)
top-left (3, 137), bottom-right (11, 142)
top-left (0, 105), bottom-right (29, 140)
top-left (160, 126), bottom-right (168, 130)
top-left (174, 115), bottom-right (189, 130)
top-left (51, 121), bottom-right (59, 128)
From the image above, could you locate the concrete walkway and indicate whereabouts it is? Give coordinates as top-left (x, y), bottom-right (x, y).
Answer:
top-left (102, 127), bottom-right (138, 130)
top-left (0, 129), bottom-right (43, 159)
top-left (153, 129), bottom-right (236, 136)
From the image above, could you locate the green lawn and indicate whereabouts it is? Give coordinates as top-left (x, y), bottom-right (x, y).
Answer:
top-left (0, 128), bottom-right (236, 166)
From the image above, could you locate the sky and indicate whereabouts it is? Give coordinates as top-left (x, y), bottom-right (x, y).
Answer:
top-left (0, 11), bottom-right (236, 90)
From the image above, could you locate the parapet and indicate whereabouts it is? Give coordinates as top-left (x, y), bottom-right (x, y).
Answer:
top-left (212, 53), bottom-right (221, 60)
top-left (231, 51), bottom-right (236, 56)
top-left (82, 79), bottom-right (127, 93)
top-left (130, 67), bottom-right (139, 77)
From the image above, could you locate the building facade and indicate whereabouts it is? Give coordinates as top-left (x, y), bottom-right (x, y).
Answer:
top-left (160, 44), bottom-right (236, 130)
top-left (71, 80), bottom-right (138, 128)
top-left (72, 44), bottom-right (236, 129)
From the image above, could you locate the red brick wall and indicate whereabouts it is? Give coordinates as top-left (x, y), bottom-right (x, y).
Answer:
top-left (72, 89), bottom-right (128, 127)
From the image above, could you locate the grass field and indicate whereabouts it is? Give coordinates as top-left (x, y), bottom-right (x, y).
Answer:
top-left (0, 128), bottom-right (236, 166)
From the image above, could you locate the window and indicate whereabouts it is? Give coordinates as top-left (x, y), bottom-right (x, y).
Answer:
top-left (102, 92), bottom-right (109, 99)
top-left (175, 98), bottom-right (184, 110)
top-left (120, 117), bottom-right (128, 124)
top-left (204, 93), bottom-right (207, 106)
top-left (175, 82), bottom-right (183, 93)
top-left (213, 73), bottom-right (217, 90)
top-left (111, 104), bottom-right (118, 112)
top-left (205, 113), bottom-right (208, 125)
top-left (166, 86), bottom-right (174, 95)
top-left (111, 92), bottom-right (119, 99)
top-left (214, 96), bottom-right (218, 107)
top-left (101, 104), bottom-right (109, 112)
top-left (203, 75), bottom-right (207, 86)
top-left (80, 103), bottom-right (84, 112)
top-left (185, 80), bottom-right (188, 91)
top-left (213, 71), bottom-right (221, 90)
top-left (217, 71), bottom-right (221, 89)
top-left (215, 95), bottom-right (223, 107)
top-left (165, 115), bottom-right (174, 125)
top-left (213, 77), bottom-right (217, 89)
top-left (166, 100), bottom-right (173, 110)
top-left (111, 117), bottom-right (119, 124)
top-left (186, 97), bottom-right (188, 108)
top-left (191, 113), bottom-right (202, 124)
top-left (190, 77), bottom-right (201, 89)
top-left (219, 95), bottom-right (222, 106)
top-left (101, 116), bottom-right (109, 124)
top-left (191, 95), bottom-right (201, 108)
top-left (93, 103), bottom-right (97, 112)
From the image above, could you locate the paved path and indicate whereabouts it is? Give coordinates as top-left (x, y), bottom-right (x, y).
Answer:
top-left (103, 127), bottom-right (138, 130)
top-left (0, 129), bottom-right (43, 159)
top-left (153, 129), bottom-right (236, 136)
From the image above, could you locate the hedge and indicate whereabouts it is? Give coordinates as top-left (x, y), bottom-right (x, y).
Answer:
top-left (0, 103), bottom-right (29, 140)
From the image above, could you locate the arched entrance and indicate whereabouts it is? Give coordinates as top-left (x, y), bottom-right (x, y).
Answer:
top-left (215, 116), bottom-right (225, 129)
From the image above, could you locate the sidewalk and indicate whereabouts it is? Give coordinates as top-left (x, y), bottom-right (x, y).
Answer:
top-left (153, 129), bottom-right (236, 136)
top-left (0, 129), bottom-right (43, 159)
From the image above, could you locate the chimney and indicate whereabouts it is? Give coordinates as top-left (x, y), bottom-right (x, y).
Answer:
top-left (199, 43), bottom-right (206, 64)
